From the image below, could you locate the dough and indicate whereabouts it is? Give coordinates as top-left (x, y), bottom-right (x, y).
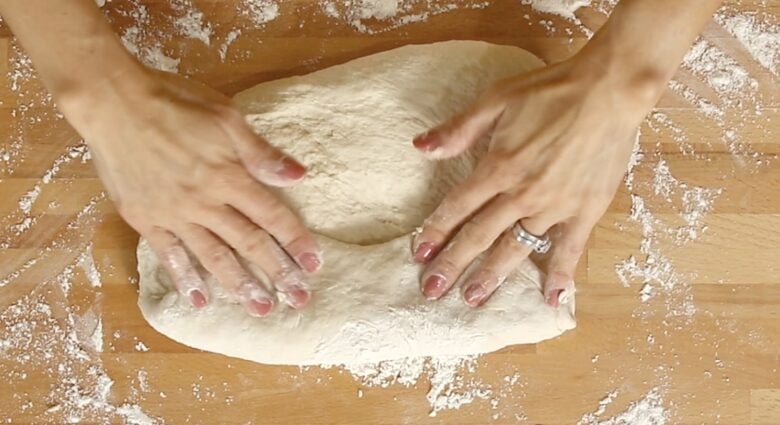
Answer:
top-left (136, 41), bottom-right (576, 366)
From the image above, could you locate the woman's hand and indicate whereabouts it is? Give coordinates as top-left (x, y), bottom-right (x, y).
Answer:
top-left (60, 69), bottom-right (322, 317)
top-left (408, 0), bottom-right (723, 310)
top-left (411, 55), bottom-right (663, 308)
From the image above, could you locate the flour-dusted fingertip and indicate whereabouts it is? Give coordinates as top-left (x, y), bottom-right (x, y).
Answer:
top-left (285, 285), bottom-right (311, 309)
top-left (463, 283), bottom-right (487, 307)
top-left (278, 156), bottom-right (307, 181)
top-left (298, 251), bottom-right (322, 273)
top-left (248, 298), bottom-right (275, 317)
top-left (188, 288), bottom-right (208, 308)
top-left (413, 241), bottom-right (437, 263)
top-left (412, 130), bottom-right (440, 152)
top-left (251, 155), bottom-right (307, 187)
top-left (545, 289), bottom-right (563, 308)
top-left (422, 274), bottom-right (447, 300)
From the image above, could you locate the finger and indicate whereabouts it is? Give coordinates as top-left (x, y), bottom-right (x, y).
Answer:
top-left (223, 179), bottom-right (322, 274)
top-left (178, 224), bottom-right (277, 318)
top-left (420, 195), bottom-right (522, 300)
top-left (461, 217), bottom-right (554, 308)
top-left (413, 90), bottom-right (506, 159)
top-left (200, 207), bottom-right (311, 309)
top-left (543, 217), bottom-right (593, 308)
top-left (144, 228), bottom-right (210, 308)
top-left (413, 157), bottom-right (513, 264)
top-left (217, 108), bottom-right (307, 187)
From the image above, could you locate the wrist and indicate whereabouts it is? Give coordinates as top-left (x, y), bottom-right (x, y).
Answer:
top-left (56, 56), bottom-right (155, 143)
top-left (53, 32), bottom-right (150, 114)
top-left (567, 45), bottom-right (669, 114)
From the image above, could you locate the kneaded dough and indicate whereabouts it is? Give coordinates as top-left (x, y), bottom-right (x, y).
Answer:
top-left (137, 41), bottom-right (576, 366)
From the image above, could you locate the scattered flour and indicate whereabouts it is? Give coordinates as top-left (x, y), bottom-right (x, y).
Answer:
top-left (577, 390), bottom-right (619, 425)
top-left (321, 0), bottom-right (489, 33)
top-left (521, 0), bottom-right (591, 20)
top-left (338, 356), bottom-right (498, 416)
top-left (172, 1), bottom-right (213, 46)
top-left (218, 29), bottom-right (242, 62)
top-left (716, 9), bottom-right (780, 75)
top-left (117, 2), bottom-right (180, 73)
top-left (77, 243), bottom-right (103, 288)
top-left (582, 388), bottom-right (668, 425)
top-left (0, 289), bottom-right (159, 424)
top-left (1, 41), bottom-right (59, 175)
top-left (240, 0), bottom-right (280, 26)
top-left (121, 27), bottom-right (180, 73)
top-left (682, 39), bottom-right (757, 100)
top-left (3, 2), bottom-right (777, 423)
top-left (134, 340), bottom-right (150, 352)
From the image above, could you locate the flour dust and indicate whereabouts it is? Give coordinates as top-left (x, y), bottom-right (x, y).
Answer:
top-left (2, 0), bottom-right (777, 423)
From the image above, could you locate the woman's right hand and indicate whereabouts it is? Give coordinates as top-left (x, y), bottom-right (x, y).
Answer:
top-left (59, 68), bottom-right (321, 318)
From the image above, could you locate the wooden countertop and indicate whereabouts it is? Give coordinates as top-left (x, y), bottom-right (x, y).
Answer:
top-left (0, 1), bottom-right (778, 424)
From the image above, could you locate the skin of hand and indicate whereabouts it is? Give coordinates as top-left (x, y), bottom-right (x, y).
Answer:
top-left (411, 0), bottom-right (723, 308)
top-left (0, 0), bottom-right (322, 317)
top-left (68, 69), bottom-right (323, 317)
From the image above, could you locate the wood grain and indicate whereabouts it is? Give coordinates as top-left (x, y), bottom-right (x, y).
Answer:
top-left (0, 1), bottom-right (778, 424)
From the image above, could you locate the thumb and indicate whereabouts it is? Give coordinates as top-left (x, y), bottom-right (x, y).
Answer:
top-left (544, 219), bottom-right (592, 307)
top-left (219, 107), bottom-right (307, 187)
top-left (413, 91), bottom-right (505, 160)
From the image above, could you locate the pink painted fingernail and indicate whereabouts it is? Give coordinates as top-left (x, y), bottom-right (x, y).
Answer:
top-left (249, 298), bottom-right (275, 317)
top-left (413, 242), bottom-right (437, 263)
top-left (189, 289), bottom-right (208, 308)
top-left (287, 286), bottom-right (310, 309)
top-left (278, 156), bottom-right (306, 181)
top-left (546, 289), bottom-right (563, 308)
top-left (464, 284), bottom-right (487, 307)
top-left (423, 275), bottom-right (447, 300)
top-left (412, 131), bottom-right (440, 152)
top-left (298, 252), bottom-right (322, 273)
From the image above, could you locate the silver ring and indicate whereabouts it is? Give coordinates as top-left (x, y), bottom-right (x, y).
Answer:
top-left (511, 222), bottom-right (551, 254)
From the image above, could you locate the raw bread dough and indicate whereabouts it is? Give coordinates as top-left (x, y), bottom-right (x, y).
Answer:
top-left (137, 41), bottom-right (576, 366)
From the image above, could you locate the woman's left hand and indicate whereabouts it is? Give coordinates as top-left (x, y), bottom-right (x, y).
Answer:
top-left (411, 56), bottom-right (662, 308)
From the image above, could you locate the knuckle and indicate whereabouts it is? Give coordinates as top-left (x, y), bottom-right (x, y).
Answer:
top-left (433, 199), bottom-right (463, 225)
top-left (457, 221), bottom-right (492, 249)
top-left (432, 255), bottom-right (458, 276)
top-left (237, 228), bottom-right (271, 258)
top-left (282, 232), bottom-right (313, 256)
top-left (561, 241), bottom-right (585, 257)
top-left (262, 202), bottom-right (291, 228)
top-left (207, 245), bottom-right (235, 269)
top-left (548, 269), bottom-right (574, 284)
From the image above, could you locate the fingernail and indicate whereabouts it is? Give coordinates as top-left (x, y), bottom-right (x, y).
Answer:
top-left (249, 298), bottom-right (274, 317)
top-left (298, 252), bottom-right (322, 273)
top-left (413, 242), bottom-right (436, 263)
top-left (278, 156), bottom-right (306, 181)
top-left (287, 286), bottom-right (310, 309)
top-left (189, 289), bottom-right (208, 308)
top-left (464, 284), bottom-right (487, 307)
top-left (412, 131), bottom-right (439, 152)
top-left (423, 275), bottom-right (447, 300)
top-left (546, 289), bottom-right (563, 308)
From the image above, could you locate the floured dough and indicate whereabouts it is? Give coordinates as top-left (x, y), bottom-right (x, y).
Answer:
top-left (137, 41), bottom-right (576, 366)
